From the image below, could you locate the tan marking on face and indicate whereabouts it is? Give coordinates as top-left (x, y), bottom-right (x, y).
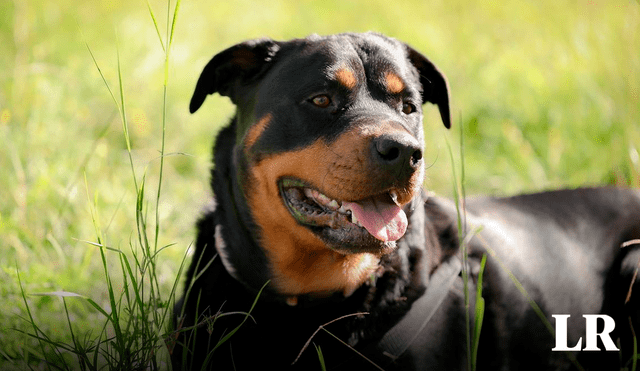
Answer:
top-left (245, 124), bottom-right (424, 295)
top-left (335, 67), bottom-right (357, 90)
top-left (385, 71), bottom-right (405, 94)
top-left (243, 113), bottom-right (272, 152)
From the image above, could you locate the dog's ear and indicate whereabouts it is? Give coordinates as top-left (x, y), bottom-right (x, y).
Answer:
top-left (405, 45), bottom-right (451, 129)
top-left (190, 39), bottom-right (280, 113)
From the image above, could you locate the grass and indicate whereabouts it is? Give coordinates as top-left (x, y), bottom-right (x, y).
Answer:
top-left (0, 0), bottom-right (639, 370)
top-left (5, 1), bottom-right (184, 370)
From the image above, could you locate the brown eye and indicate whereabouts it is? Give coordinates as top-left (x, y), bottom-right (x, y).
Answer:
top-left (402, 102), bottom-right (416, 115)
top-left (311, 95), bottom-right (331, 108)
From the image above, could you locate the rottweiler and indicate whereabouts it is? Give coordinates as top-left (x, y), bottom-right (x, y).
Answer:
top-left (172, 32), bottom-right (640, 370)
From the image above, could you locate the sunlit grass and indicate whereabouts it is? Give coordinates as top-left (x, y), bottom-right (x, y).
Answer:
top-left (0, 0), bottom-right (638, 369)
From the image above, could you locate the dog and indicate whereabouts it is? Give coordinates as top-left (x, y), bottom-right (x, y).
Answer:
top-left (172, 32), bottom-right (640, 370)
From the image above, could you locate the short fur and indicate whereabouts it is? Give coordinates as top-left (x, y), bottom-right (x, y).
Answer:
top-left (172, 33), bottom-right (640, 370)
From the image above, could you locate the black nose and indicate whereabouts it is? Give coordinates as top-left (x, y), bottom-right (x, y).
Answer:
top-left (372, 133), bottom-right (423, 176)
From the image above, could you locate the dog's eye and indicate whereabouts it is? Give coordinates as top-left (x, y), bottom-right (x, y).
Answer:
top-left (311, 95), bottom-right (332, 108)
top-left (402, 102), bottom-right (416, 115)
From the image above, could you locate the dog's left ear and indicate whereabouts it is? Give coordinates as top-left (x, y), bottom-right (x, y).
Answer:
top-left (190, 38), bottom-right (281, 113)
top-left (405, 45), bottom-right (451, 129)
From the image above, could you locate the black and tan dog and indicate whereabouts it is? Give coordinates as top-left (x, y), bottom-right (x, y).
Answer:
top-left (172, 33), bottom-right (640, 370)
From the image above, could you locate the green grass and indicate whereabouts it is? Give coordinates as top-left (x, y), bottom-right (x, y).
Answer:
top-left (0, 0), bottom-right (639, 369)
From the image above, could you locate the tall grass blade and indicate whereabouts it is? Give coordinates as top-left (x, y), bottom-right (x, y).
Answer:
top-left (146, 0), bottom-right (166, 52)
top-left (154, 0), bottom-right (182, 255)
top-left (314, 344), bottom-right (327, 371)
top-left (446, 114), bottom-right (474, 370)
top-left (210, 281), bottom-right (269, 353)
top-left (16, 268), bottom-right (55, 371)
top-left (114, 36), bottom-right (139, 191)
top-left (471, 254), bottom-right (487, 370)
top-left (475, 234), bottom-right (585, 371)
top-left (628, 318), bottom-right (638, 371)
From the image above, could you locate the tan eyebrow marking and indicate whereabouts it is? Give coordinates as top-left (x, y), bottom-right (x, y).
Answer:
top-left (244, 113), bottom-right (272, 152)
top-left (385, 71), bottom-right (405, 94)
top-left (335, 67), bottom-right (357, 90)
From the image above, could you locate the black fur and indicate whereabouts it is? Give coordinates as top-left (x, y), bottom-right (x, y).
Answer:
top-left (173, 33), bottom-right (640, 370)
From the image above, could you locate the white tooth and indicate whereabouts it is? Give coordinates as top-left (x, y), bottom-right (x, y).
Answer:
top-left (351, 211), bottom-right (359, 225)
top-left (303, 188), bottom-right (315, 199)
top-left (316, 192), bottom-right (331, 205)
top-left (390, 191), bottom-right (400, 206)
top-left (327, 200), bottom-right (340, 210)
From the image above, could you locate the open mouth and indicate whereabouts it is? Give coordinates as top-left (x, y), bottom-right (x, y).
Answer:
top-left (278, 178), bottom-right (408, 251)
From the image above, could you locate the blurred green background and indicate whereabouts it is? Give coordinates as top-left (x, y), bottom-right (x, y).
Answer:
top-left (0, 0), bottom-right (638, 367)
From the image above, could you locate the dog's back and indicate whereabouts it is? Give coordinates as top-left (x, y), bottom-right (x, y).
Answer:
top-left (173, 33), bottom-right (640, 370)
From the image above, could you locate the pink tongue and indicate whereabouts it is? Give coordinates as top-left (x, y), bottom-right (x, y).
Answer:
top-left (343, 198), bottom-right (408, 242)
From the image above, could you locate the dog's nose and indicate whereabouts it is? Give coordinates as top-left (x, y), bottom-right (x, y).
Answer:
top-left (372, 133), bottom-right (423, 175)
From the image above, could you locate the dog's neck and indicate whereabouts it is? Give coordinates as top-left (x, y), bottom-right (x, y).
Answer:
top-left (210, 121), bottom-right (273, 291)
top-left (210, 119), bottom-right (443, 304)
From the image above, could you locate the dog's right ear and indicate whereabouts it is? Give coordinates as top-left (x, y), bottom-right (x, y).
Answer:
top-left (404, 45), bottom-right (451, 129)
top-left (190, 39), bottom-right (280, 113)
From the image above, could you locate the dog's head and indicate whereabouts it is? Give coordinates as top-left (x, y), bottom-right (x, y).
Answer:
top-left (191, 33), bottom-right (450, 297)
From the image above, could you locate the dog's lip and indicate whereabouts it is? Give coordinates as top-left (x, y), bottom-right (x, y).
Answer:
top-left (278, 178), bottom-right (358, 227)
top-left (278, 178), bottom-right (407, 243)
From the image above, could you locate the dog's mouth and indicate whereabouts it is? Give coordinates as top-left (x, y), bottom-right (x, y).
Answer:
top-left (278, 178), bottom-right (408, 253)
